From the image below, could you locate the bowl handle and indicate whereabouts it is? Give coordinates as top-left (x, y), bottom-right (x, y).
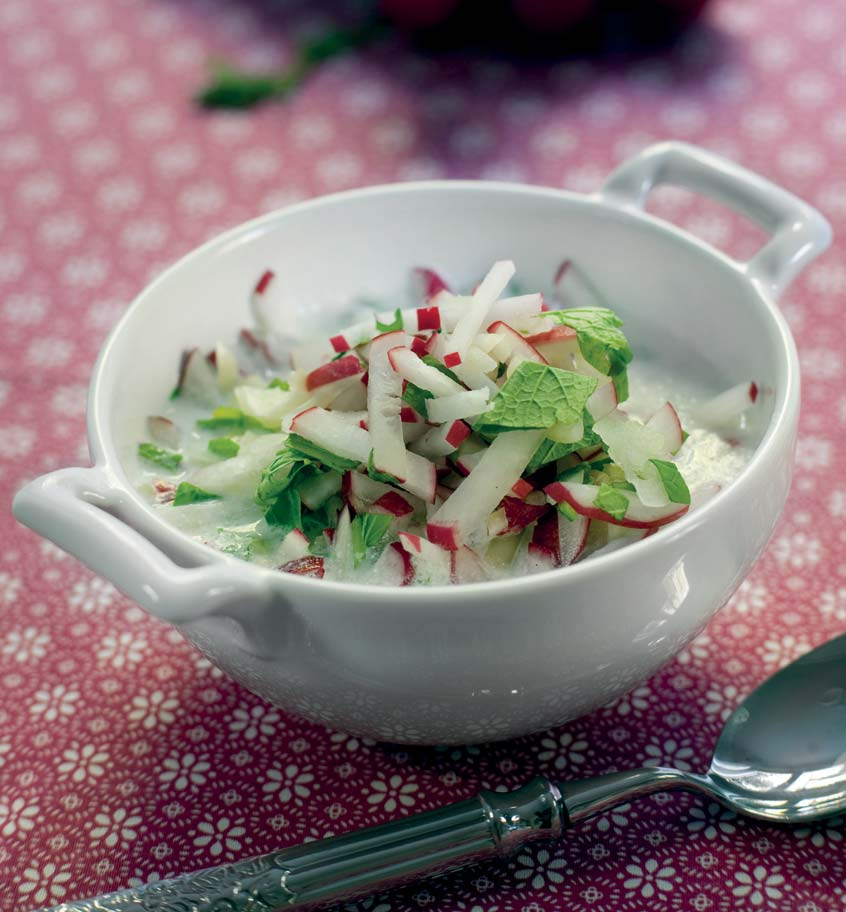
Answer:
top-left (600, 141), bottom-right (832, 300)
top-left (13, 467), bottom-right (281, 650)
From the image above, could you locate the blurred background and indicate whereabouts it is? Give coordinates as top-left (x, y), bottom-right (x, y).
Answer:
top-left (2, 0), bottom-right (845, 909)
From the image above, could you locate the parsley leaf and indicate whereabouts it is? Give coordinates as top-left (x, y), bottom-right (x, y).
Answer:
top-left (421, 354), bottom-right (461, 384)
top-left (138, 442), bottom-right (182, 472)
top-left (474, 362), bottom-right (597, 436)
top-left (287, 433), bottom-right (360, 473)
top-left (375, 308), bottom-right (403, 333)
top-left (350, 512), bottom-right (393, 567)
top-left (545, 307), bottom-right (632, 401)
top-left (402, 382), bottom-right (434, 417)
top-left (267, 378), bottom-right (290, 391)
top-left (173, 482), bottom-right (221, 506)
top-left (649, 459), bottom-right (691, 505)
top-left (593, 484), bottom-right (629, 521)
top-left (208, 437), bottom-right (240, 459)
top-left (197, 406), bottom-right (277, 434)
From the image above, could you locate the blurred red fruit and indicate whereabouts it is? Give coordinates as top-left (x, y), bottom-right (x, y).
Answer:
top-left (380, 0), bottom-right (460, 29)
top-left (512, 0), bottom-right (596, 31)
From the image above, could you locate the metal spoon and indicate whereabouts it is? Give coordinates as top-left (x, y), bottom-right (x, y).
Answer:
top-left (48, 634), bottom-right (846, 912)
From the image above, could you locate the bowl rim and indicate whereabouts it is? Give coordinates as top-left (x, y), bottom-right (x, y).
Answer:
top-left (89, 179), bottom-right (800, 600)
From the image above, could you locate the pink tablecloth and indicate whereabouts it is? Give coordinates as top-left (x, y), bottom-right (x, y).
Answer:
top-left (2, 0), bottom-right (845, 908)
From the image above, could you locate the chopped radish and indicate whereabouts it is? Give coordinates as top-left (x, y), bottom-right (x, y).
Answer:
top-left (415, 306), bottom-right (442, 331)
top-left (526, 325), bottom-right (580, 371)
top-left (249, 269), bottom-right (276, 337)
top-left (488, 293), bottom-right (544, 327)
top-left (696, 382), bottom-right (758, 427)
top-left (387, 347), bottom-right (464, 397)
top-left (291, 407), bottom-right (371, 463)
top-left (586, 380), bottom-right (618, 422)
top-left (646, 402), bottom-right (685, 454)
top-left (487, 320), bottom-right (547, 374)
top-left (374, 491), bottom-right (415, 518)
top-left (390, 541), bottom-right (415, 585)
top-left (427, 428), bottom-right (545, 549)
top-left (443, 260), bottom-right (515, 366)
top-left (450, 546), bottom-right (488, 583)
top-left (425, 389), bottom-right (490, 423)
top-left (280, 555), bottom-right (325, 578)
top-left (511, 478), bottom-right (534, 499)
top-left (411, 420), bottom-right (471, 458)
top-left (545, 480), bottom-right (688, 529)
top-left (527, 510), bottom-right (561, 566)
top-left (215, 342), bottom-right (240, 391)
top-left (306, 354), bottom-right (363, 391)
top-left (179, 348), bottom-right (219, 406)
top-left (298, 471), bottom-right (342, 510)
top-left (397, 531), bottom-right (451, 584)
top-left (153, 480), bottom-right (176, 503)
top-left (426, 520), bottom-right (461, 551)
top-left (412, 267), bottom-right (450, 301)
top-left (240, 328), bottom-right (278, 365)
top-left (487, 496), bottom-right (548, 537)
top-left (559, 513), bottom-right (590, 565)
top-left (278, 528), bottom-right (310, 562)
top-left (367, 331), bottom-right (409, 482)
top-left (147, 416), bottom-right (180, 449)
top-left (410, 335), bottom-right (429, 356)
top-left (290, 337), bottom-right (334, 372)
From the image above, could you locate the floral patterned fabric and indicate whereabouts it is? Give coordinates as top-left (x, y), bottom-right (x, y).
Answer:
top-left (2, 0), bottom-right (845, 909)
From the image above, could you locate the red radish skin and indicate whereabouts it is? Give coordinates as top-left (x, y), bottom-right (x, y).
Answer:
top-left (416, 306), bottom-right (441, 331)
top-left (511, 478), bottom-right (534, 499)
top-left (280, 556), bottom-right (325, 578)
top-left (400, 407), bottom-right (419, 423)
top-left (359, 419), bottom-right (368, 430)
top-left (410, 336), bottom-right (428, 356)
top-left (443, 352), bottom-right (461, 368)
top-left (153, 480), bottom-right (176, 504)
top-left (487, 320), bottom-right (548, 364)
top-left (646, 402), bottom-right (684, 453)
top-left (374, 491), bottom-right (415, 517)
top-left (493, 497), bottom-right (549, 536)
top-left (305, 354), bottom-right (362, 390)
top-left (586, 382), bottom-right (618, 421)
top-left (174, 347), bottom-right (196, 396)
top-left (399, 532), bottom-right (422, 553)
top-left (444, 420), bottom-right (471, 448)
top-left (390, 542), bottom-right (415, 585)
top-left (529, 511), bottom-right (561, 564)
top-left (559, 515), bottom-right (590, 566)
top-left (426, 521), bottom-right (460, 551)
top-left (554, 259), bottom-right (571, 287)
top-left (525, 325), bottom-right (578, 346)
top-left (749, 382), bottom-right (759, 403)
top-left (413, 268), bottom-right (450, 301)
top-left (254, 269), bottom-right (274, 295)
top-left (329, 334), bottom-right (348, 353)
top-left (545, 481), bottom-right (689, 529)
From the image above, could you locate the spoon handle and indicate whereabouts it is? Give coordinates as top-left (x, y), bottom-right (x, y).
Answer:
top-left (48, 777), bottom-right (566, 911)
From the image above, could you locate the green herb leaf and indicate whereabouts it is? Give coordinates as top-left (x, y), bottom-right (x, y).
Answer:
top-left (556, 500), bottom-right (579, 521)
top-left (593, 484), bottom-right (629, 521)
top-left (208, 437), bottom-right (240, 459)
top-left (287, 433), bottom-right (360, 473)
top-left (375, 308), bottom-right (403, 333)
top-left (421, 354), bottom-right (461, 384)
top-left (216, 528), bottom-right (257, 560)
top-left (525, 428), bottom-right (602, 474)
top-left (138, 442), bottom-right (182, 472)
top-left (169, 386), bottom-right (180, 401)
top-left (474, 362), bottom-right (597, 436)
top-left (256, 448), bottom-right (313, 510)
top-left (611, 480), bottom-right (637, 492)
top-left (367, 450), bottom-right (401, 485)
top-left (649, 459), bottom-right (691, 505)
top-left (267, 378), bottom-right (290, 391)
top-left (302, 495), bottom-right (343, 543)
top-left (350, 512), bottom-right (393, 567)
top-left (331, 350), bottom-right (350, 361)
top-left (263, 485), bottom-right (302, 532)
top-left (173, 482), bottom-right (221, 506)
top-left (197, 406), bottom-right (276, 434)
top-left (402, 382), bottom-right (434, 417)
top-left (496, 362), bottom-right (507, 379)
top-left (545, 307), bottom-right (632, 401)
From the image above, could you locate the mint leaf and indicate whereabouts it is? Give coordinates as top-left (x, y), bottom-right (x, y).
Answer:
top-left (350, 512), bottom-right (393, 567)
top-left (302, 494), bottom-right (343, 543)
top-left (421, 354), bottom-right (460, 384)
top-left (611, 480), bottom-right (637, 492)
top-left (546, 307), bottom-right (632, 401)
top-left (649, 459), bottom-right (691, 505)
top-left (138, 442), bottom-right (182, 472)
top-left (287, 433), bottom-right (360, 473)
top-left (256, 448), bottom-right (313, 510)
top-left (593, 484), bottom-right (629, 521)
top-left (264, 485), bottom-right (302, 531)
top-left (367, 450), bottom-right (401, 485)
top-left (208, 437), bottom-right (240, 459)
top-left (375, 308), bottom-right (403, 333)
top-left (557, 500), bottom-right (579, 521)
top-left (402, 382), bottom-right (433, 417)
top-left (173, 482), bottom-right (220, 506)
top-left (217, 528), bottom-right (256, 560)
top-left (197, 406), bottom-right (276, 434)
top-left (475, 362), bottom-right (597, 435)
top-left (526, 427), bottom-right (602, 474)
top-left (267, 378), bottom-right (290, 391)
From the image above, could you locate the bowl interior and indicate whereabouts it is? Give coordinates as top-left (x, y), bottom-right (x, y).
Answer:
top-left (98, 182), bottom-right (787, 508)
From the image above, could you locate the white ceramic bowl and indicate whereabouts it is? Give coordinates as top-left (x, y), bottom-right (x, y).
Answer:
top-left (14, 143), bottom-right (831, 744)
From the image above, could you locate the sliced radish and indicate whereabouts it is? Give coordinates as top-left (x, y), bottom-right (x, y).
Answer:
top-left (367, 331), bottom-right (409, 482)
top-left (214, 342), bottom-right (240, 392)
top-left (425, 520), bottom-right (461, 551)
top-left (526, 325), bottom-right (580, 371)
top-left (586, 380), bottom-right (618, 422)
top-left (397, 531), bottom-right (451, 585)
top-left (592, 409), bottom-right (670, 507)
top-left (390, 541), bottom-right (415, 585)
top-left (450, 546), bottom-right (488, 584)
top-left (147, 416), bottom-right (180, 449)
top-left (443, 260), bottom-right (515, 366)
top-left (487, 320), bottom-right (547, 375)
top-left (427, 428), bottom-right (545, 549)
top-left (511, 477), bottom-right (534, 499)
top-left (411, 421), bottom-right (471, 458)
top-left (180, 348), bottom-right (219, 406)
top-left (387, 347), bottom-right (464, 397)
top-left (290, 407), bottom-right (371, 463)
top-left (280, 555), bottom-right (325, 578)
top-left (298, 471), bottom-right (342, 510)
top-left (374, 491), bottom-right (415, 518)
top-left (249, 269), bottom-right (276, 336)
top-left (488, 292), bottom-right (544, 327)
top-left (527, 510), bottom-right (561, 566)
top-left (696, 382), bottom-right (758, 428)
top-left (646, 402), bottom-right (684, 454)
top-left (425, 389), bottom-right (490, 423)
top-left (306, 354), bottom-right (363, 391)
top-left (545, 480), bottom-right (688, 529)
top-left (278, 528), bottom-right (310, 563)
top-left (487, 496), bottom-right (548, 537)
top-left (290, 338), bottom-right (334, 373)
top-left (558, 513), bottom-right (590, 565)
top-left (410, 335), bottom-right (429, 356)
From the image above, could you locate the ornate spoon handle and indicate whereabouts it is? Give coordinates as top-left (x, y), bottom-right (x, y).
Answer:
top-left (46, 777), bottom-right (565, 911)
